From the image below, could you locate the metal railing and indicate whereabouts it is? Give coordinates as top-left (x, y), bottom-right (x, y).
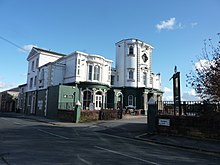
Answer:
top-left (158, 101), bottom-right (220, 116)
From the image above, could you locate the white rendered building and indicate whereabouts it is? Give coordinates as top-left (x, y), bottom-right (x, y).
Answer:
top-left (24, 47), bottom-right (112, 116)
top-left (20, 38), bottom-right (162, 117)
top-left (108, 39), bottom-right (163, 113)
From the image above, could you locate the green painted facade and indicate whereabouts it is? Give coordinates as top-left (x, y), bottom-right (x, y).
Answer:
top-left (36, 89), bottom-right (46, 116)
top-left (108, 87), bottom-right (163, 110)
top-left (46, 85), bottom-right (79, 119)
top-left (58, 85), bottom-right (79, 110)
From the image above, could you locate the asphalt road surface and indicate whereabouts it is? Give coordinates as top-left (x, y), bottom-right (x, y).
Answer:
top-left (0, 114), bottom-right (220, 165)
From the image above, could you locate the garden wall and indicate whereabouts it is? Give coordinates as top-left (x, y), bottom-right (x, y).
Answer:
top-left (156, 114), bottom-right (220, 140)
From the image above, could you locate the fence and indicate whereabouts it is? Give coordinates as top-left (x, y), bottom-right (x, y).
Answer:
top-left (158, 101), bottom-right (220, 116)
top-left (156, 101), bottom-right (220, 139)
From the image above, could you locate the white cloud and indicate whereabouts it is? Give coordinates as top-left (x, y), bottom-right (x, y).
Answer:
top-left (194, 59), bottom-right (210, 71)
top-left (0, 81), bottom-right (14, 92)
top-left (162, 89), bottom-right (202, 101)
top-left (164, 87), bottom-right (172, 93)
top-left (156, 17), bottom-right (176, 31)
top-left (162, 95), bottom-right (173, 101)
top-left (191, 22), bottom-right (198, 28)
top-left (19, 44), bottom-right (37, 52)
top-left (181, 89), bottom-right (201, 101)
top-left (177, 23), bottom-right (184, 29)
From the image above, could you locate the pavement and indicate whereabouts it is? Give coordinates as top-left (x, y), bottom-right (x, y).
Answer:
top-left (1, 112), bottom-right (220, 155)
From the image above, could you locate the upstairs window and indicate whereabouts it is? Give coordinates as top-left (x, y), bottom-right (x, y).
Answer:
top-left (31, 61), bottom-right (35, 71)
top-left (39, 69), bottom-right (44, 80)
top-left (29, 77), bottom-right (33, 89)
top-left (94, 65), bottom-right (100, 81)
top-left (111, 75), bottom-right (115, 85)
top-left (34, 76), bottom-right (37, 87)
top-left (88, 65), bottom-right (93, 80)
top-left (36, 58), bottom-right (39, 68)
top-left (129, 46), bottom-right (134, 55)
top-left (128, 70), bottom-right (134, 80)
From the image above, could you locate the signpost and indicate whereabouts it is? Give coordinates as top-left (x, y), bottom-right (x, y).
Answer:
top-left (170, 66), bottom-right (181, 116)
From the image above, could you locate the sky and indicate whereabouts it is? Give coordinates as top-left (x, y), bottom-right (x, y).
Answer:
top-left (0, 0), bottom-right (219, 101)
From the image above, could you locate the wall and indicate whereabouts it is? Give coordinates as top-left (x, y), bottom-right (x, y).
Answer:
top-left (47, 86), bottom-right (59, 119)
top-left (156, 115), bottom-right (220, 140)
top-left (64, 55), bottom-right (76, 84)
top-left (115, 39), bottom-right (154, 88)
top-left (58, 85), bottom-right (79, 108)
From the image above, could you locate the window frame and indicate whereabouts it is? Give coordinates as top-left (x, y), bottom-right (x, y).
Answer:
top-left (129, 45), bottom-right (134, 55)
top-left (93, 65), bottom-right (100, 81)
top-left (88, 65), bottom-right (93, 80)
top-left (128, 95), bottom-right (133, 106)
top-left (128, 70), bottom-right (134, 80)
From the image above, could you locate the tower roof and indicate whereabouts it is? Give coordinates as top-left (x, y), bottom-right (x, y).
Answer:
top-left (115, 38), bottom-right (153, 49)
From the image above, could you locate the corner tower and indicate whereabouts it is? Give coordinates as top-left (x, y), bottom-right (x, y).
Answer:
top-left (110, 38), bottom-right (163, 113)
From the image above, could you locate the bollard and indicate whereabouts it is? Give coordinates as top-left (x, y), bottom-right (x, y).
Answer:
top-left (147, 97), bottom-right (156, 134)
top-left (74, 100), bottom-right (81, 123)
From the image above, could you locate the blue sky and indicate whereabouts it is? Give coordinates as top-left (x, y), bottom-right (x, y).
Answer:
top-left (0, 0), bottom-right (219, 100)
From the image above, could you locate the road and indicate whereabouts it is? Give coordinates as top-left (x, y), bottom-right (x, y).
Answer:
top-left (0, 114), bottom-right (219, 165)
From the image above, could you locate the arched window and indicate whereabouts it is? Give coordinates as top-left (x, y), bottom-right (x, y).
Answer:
top-left (94, 65), bottom-right (100, 81)
top-left (128, 95), bottom-right (133, 106)
top-left (83, 90), bottom-right (92, 110)
top-left (129, 46), bottom-right (134, 55)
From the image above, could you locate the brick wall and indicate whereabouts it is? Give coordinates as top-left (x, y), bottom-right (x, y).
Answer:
top-left (156, 114), bottom-right (220, 140)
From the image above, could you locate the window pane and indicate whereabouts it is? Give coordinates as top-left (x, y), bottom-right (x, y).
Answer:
top-left (129, 70), bottom-right (133, 79)
top-left (128, 95), bottom-right (133, 105)
top-left (31, 61), bottom-right (34, 71)
top-left (89, 65), bottom-right (92, 80)
top-left (129, 46), bottom-right (134, 54)
top-left (94, 65), bottom-right (100, 80)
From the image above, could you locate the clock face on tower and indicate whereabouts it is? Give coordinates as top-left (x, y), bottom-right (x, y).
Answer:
top-left (142, 53), bottom-right (148, 63)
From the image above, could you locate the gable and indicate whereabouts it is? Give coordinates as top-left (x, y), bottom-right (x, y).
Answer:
top-left (27, 47), bottom-right (39, 61)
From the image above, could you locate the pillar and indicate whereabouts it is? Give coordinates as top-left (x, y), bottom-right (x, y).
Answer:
top-left (143, 92), bottom-right (148, 115)
top-left (74, 100), bottom-right (81, 123)
top-left (147, 97), bottom-right (157, 134)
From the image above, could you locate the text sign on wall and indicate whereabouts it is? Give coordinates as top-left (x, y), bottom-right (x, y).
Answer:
top-left (158, 119), bottom-right (170, 126)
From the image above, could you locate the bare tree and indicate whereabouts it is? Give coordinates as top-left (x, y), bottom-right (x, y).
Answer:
top-left (186, 34), bottom-right (220, 102)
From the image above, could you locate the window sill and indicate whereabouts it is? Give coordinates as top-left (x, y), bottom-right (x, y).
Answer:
top-left (127, 54), bottom-right (135, 57)
top-left (127, 79), bottom-right (135, 82)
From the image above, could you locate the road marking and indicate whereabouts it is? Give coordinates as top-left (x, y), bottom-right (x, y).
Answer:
top-left (1, 118), bottom-right (22, 125)
top-left (95, 146), bottom-right (160, 165)
top-left (13, 122), bottom-right (22, 125)
top-left (37, 129), bottom-right (70, 140)
top-left (99, 132), bottom-right (156, 145)
top-left (72, 128), bottom-right (79, 136)
top-left (77, 154), bottom-right (92, 165)
top-left (135, 133), bottom-right (149, 139)
top-left (1, 117), bottom-right (9, 121)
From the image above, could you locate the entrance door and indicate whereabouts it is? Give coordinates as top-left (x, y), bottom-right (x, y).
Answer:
top-left (95, 95), bottom-right (102, 110)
